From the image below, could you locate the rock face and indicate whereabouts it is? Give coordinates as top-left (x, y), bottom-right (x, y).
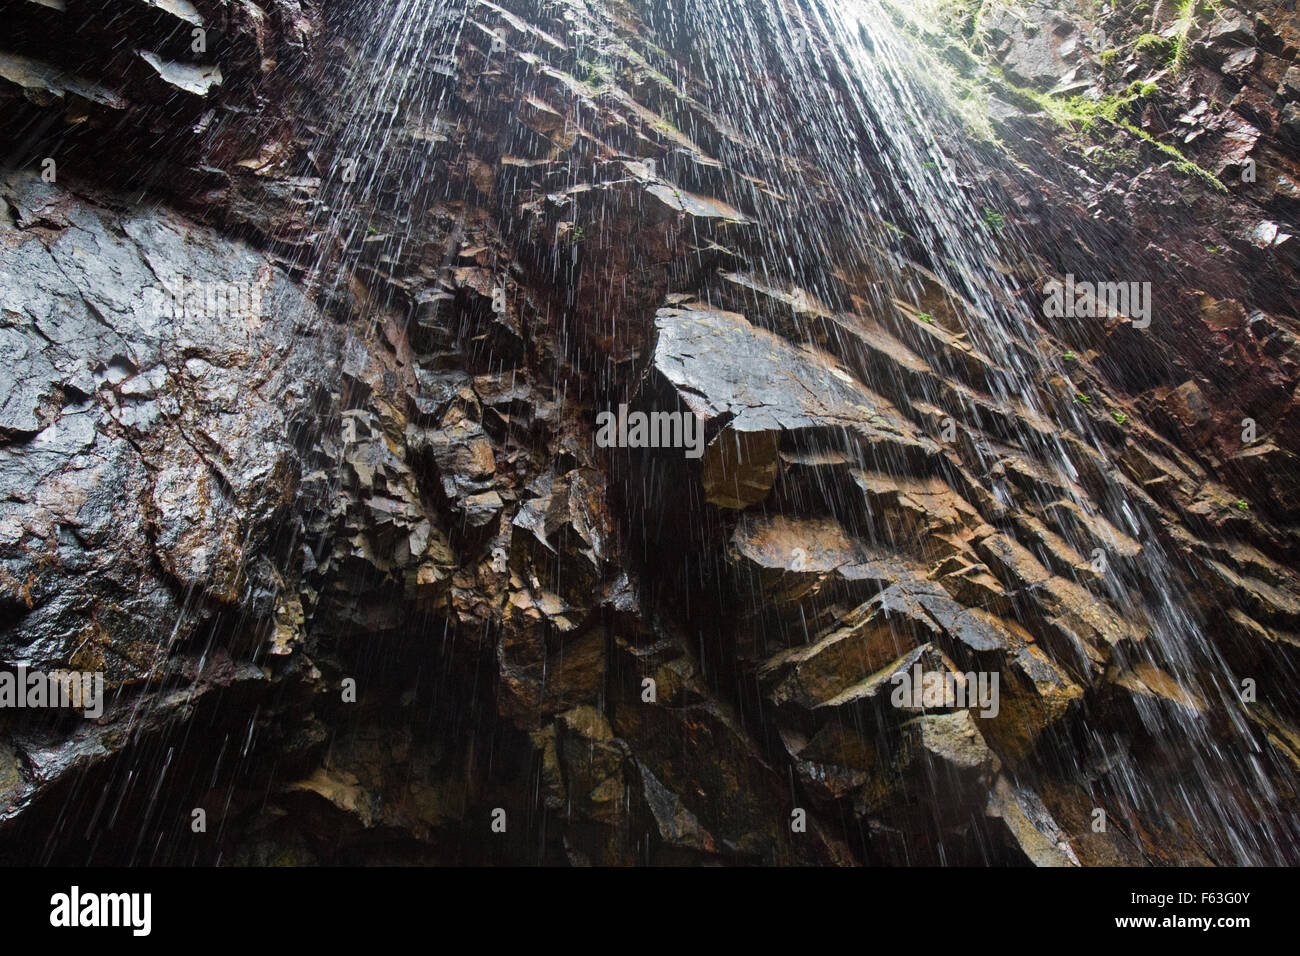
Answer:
top-left (0, 0), bottom-right (1297, 866)
top-left (0, 170), bottom-right (328, 662)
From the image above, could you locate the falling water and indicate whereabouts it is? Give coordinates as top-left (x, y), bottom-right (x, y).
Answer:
top-left (285, 0), bottom-right (1299, 862)
top-left (633, 0), bottom-right (1297, 862)
top-left (12, 0), bottom-right (1293, 866)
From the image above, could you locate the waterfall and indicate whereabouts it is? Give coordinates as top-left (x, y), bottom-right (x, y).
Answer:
top-left (640, 0), bottom-right (1297, 862)
top-left (5, 0), bottom-right (1294, 869)
top-left (291, 0), bottom-right (1298, 863)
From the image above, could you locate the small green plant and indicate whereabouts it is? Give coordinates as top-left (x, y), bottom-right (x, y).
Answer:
top-left (653, 112), bottom-right (684, 137)
top-left (1134, 33), bottom-right (1174, 57)
top-left (1063, 351), bottom-right (1077, 362)
top-left (982, 207), bottom-right (1005, 232)
top-left (1075, 393), bottom-right (1092, 404)
top-left (577, 59), bottom-right (610, 88)
top-left (1125, 79), bottom-right (1160, 99)
top-left (1170, 0), bottom-right (1202, 73)
top-left (880, 219), bottom-right (910, 239)
top-left (918, 312), bottom-right (935, 324)
top-left (1236, 499), bottom-right (1250, 512)
top-left (1112, 410), bottom-right (1128, 425)
top-left (571, 224), bottom-right (586, 243)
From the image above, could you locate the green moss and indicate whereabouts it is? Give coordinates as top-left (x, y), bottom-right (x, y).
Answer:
top-left (878, 1), bottom-right (1228, 190)
top-left (1003, 74), bottom-right (1226, 192)
top-left (1124, 122), bottom-right (1226, 191)
top-left (1134, 33), bottom-right (1173, 57)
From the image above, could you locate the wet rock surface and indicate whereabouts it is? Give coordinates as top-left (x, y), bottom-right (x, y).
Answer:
top-left (0, 0), bottom-right (1298, 866)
